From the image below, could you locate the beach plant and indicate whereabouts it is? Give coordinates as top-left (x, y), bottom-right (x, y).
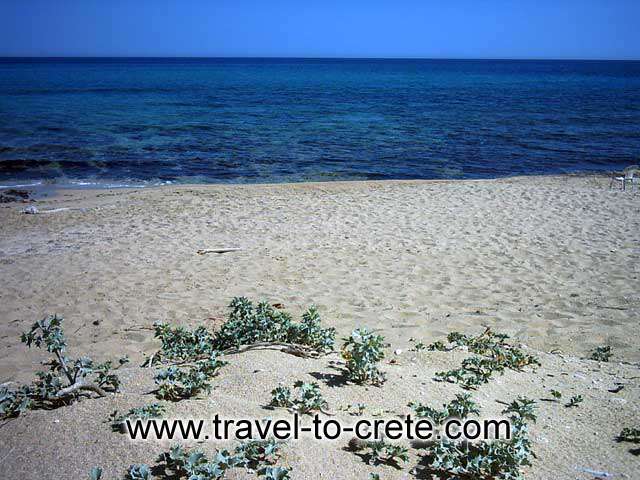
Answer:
top-left (154, 353), bottom-right (227, 400)
top-left (341, 328), bottom-right (387, 385)
top-left (435, 356), bottom-right (502, 389)
top-left (426, 340), bottom-right (447, 351)
top-left (145, 298), bottom-right (335, 367)
top-left (89, 466), bottom-right (103, 480)
top-left (339, 403), bottom-right (367, 416)
top-left (234, 439), bottom-right (281, 469)
top-left (369, 474), bottom-right (381, 480)
top-left (159, 444), bottom-right (242, 479)
top-left (126, 464), bottom-right (152, 480)
top-left (426, 434), bottom-right (532, 479)
top-left (216, 298), bottom-right (335, 352)
top-left (144, 322), bottom-right (216, 366)
top-left (110, 402), bottom-right (166, 432)
top-left (433, 328), bottom-right (539, 389)
top-left (502, 397), bottom-right (537, 423)
top-left (420, 396), bottom-right (537, 480)
top-left (448, 329), bottom-right (540, 370)
top-left (618, 427), bottom-right (640, 443)
top-left (270, 385), bottom-right (292, 408)
top-left (0, 384), bottom-right (32, 419)
top-left (294, 305), bottom-right (336, 353)
top-left (270, 381), bottom-right (328, 414)
top-left (360, 440), bottom-right (409, 468)
top-left (550, 389), bottom-right (562, 400)
top-left (158, 440), bottom-right (284, 479)
top-left (565, 395), bottom-right (583, 408)
top-left (1, 315), bottom-right (121, 420)
top-left (410, 393), bottom-right (480, 424)
top-left (590, 346), bottom-right (613, 362)
top-left (258, 466), bottom-right (291, 479)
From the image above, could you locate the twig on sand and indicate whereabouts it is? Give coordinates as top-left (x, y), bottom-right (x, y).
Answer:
top-left (576, 466), bottom-right (613, 478)
top-left (53, 379), bottom-right (106, 399)
top-left (595, 305), bottom-right (628, 311)
top-left (221, 342), bottom-right (327, 358)
top-left (123, 325), bottom-right (156, 332)
top-left (197, 247), bottom-right (243, 255)
top-left (158, 342), bottom-right (333, 369)
top-left (23, 206), bottom-right (78, 214)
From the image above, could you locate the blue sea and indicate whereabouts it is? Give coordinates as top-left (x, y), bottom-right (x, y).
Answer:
top-left (1, 58), bottom-right (639, 187)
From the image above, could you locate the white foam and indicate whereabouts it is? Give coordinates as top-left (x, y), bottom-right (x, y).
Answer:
top-left (0, 181), bottom-right (44, 188)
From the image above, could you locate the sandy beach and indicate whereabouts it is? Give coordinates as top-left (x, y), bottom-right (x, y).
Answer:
top-left (0, 173), bottom-right (639, 479)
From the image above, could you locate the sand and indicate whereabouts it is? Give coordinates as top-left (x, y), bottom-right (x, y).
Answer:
top-left (0, 174), bottom-right (638, 479)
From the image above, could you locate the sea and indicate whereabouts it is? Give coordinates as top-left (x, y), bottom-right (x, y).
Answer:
top-left (1, 58), bottom-right (639, 187)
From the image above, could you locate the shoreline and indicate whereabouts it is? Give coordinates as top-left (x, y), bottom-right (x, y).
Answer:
top-left (0, 170), bottom-right (618, 203)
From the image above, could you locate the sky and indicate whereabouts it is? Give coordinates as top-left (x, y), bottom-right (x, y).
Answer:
top-left (1, 0), bottom-right (639, 59)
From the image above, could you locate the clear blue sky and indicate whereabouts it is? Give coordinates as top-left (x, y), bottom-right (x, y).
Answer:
top-left (1, 0), bottom-right (639, 59)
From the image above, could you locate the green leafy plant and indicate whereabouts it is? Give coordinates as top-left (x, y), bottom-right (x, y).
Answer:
top-left (339, 403), bottom-right (367, 416)
top-left (145, 298), bottom-right (335, 367)
top-left (258, 466), bottom-right (291, 480)
top-left (565, 395), bottom-right (583, 408)
top-left (234, 439), bottom-right (281, 469)
top-left (126, 464), bottom-right (151, 480)
top-left (1, 315), bottom-right (120, 420)
top-left (341, 328), bottom-right (387, 385)
top-left (550, 389), bottom-right (562, 400)
top-left (89, 466), bottom-right (103, 480)
top-left (409, 393), bottom-right (480, 424)
top-left (502, 397), bottom-right (537, 423)
top-left (449, 329), bottom-right (539, 370)
top-left (159, 444), bottom-right (243, 479)
top-left (433, 328), bottom-right (539, 389)
top-left (369, 474), bottom-right (381, 480)
top-left (349, 438), bottom-right (409, 468)
top-left (158, 441), bottom-right (284, 479)
top-left (145, 323), bottom-right (215, 366)
top-left (618, 427), bottom-right (640, 443)
top-left (427, 340), bottom-right (447, 351)
top-left (0, 384), bottom-right (32, 419)
top-left (154, 353), bottom-right (227, 400)
top-left (270, 381), bottom-right (328, 414)
top-left (590, 346), bottom-right (612, 362)
top-left (358, 440), bottom-right (408, 468)
top-left (216, 299), bottom-right (335, 352)
top-left (427, 434), bottom-right (532, 480)
top-left (422, 396), bottom-right (537, 480)
top-left (435, 356), bottom-right (502, 389)
top-left (110, 403), bottom-right (166, 432)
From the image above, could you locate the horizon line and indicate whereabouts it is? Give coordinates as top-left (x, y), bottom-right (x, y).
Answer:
top-left (1, 55), bottom-right (639, 62)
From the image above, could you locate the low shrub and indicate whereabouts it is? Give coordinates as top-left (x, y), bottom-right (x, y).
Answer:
top-left (270, 381), bottom-right (328, 414)
top-left (341, 328), bottom-right (387, 385)
top-left (1, 315), bottom-right (121, 420)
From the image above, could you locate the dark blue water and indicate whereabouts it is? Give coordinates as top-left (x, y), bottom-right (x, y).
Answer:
top-left (1, 58), bottom-right (639, 187)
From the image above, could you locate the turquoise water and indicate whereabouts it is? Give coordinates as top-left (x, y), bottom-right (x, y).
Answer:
top-left (0, 58), bottom-right (639, 186)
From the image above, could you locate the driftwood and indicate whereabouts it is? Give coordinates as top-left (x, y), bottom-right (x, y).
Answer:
top-left (157, 342), bottom-right (330, 368)
top-left (23, 206), bottom-right (77, 215)
top-left (221, 342), bottom-right (327, 358)
top-left (54, 379), bottom-right (106, 399)
top-left (146, 340), bottom-right (334, 371)
top-left (197, 248), bottom-right (242, 255)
